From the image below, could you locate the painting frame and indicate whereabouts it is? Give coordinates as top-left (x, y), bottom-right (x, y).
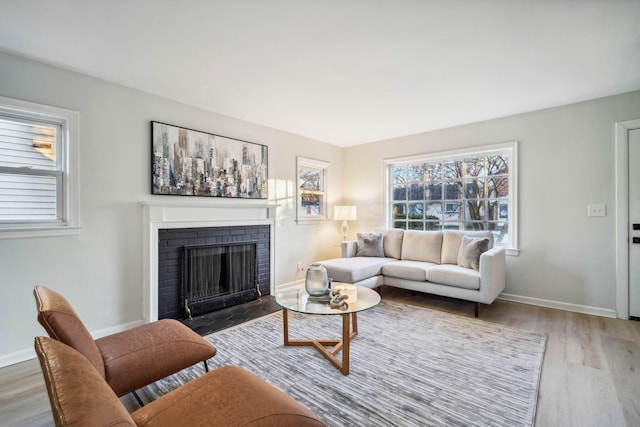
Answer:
top-left (151, 121), bottom-right (268, 199)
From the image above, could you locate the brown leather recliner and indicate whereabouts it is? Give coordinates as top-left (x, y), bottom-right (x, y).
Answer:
top-left (33, 285), bottom-right (216, 398)
top-left (35, 336), bottom-right (326, 427)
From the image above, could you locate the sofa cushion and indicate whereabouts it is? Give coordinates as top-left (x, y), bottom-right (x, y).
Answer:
top-left (381, 260), bottom-right (435, 281)
top-left (441, 231), bottom-right (495, 264)
top-left (401, 230), bottom-right (442, 264)
top-left (319, 257), bottom-right (393, 283)
top-left (355, 233), bottom-right (384, 257)
top-left (376, 228), bottom-right (404, 259)
top-left (457, 236), bottom-right (490, 271)
top-left (426, 265), bottom-right (481, 290)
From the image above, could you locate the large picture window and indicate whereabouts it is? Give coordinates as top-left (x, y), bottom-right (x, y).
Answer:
top-left (386, 142), bottom-right (517, 253)
top-left (0, 96), bottom-right (79, 237)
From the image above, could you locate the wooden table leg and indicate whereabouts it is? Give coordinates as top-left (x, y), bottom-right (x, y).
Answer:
top-left (282, 309), bottom-right (359, 375)
top-left (341, 313), bottom-right (350, 375)
top-left (282, 308), bottom-right (289, 345)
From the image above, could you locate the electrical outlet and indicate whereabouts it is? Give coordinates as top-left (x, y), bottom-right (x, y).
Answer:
top-left (588, 204), bottom-right (606, 217)
top-left (296, 262), bottom-right (304, 272)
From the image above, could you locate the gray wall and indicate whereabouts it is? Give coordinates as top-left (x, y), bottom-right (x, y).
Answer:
top-left (343, 91), bottom-right (640, 311)
top-left (0, 51), bottom-right (343, 363)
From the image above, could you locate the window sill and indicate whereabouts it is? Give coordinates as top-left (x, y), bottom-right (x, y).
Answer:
top-left (0, 226), bottom-right (81, 240)
top-left (505, 248), bottom-right (519, 257)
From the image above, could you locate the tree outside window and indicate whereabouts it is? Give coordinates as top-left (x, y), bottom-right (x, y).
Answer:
top-left (297, 157), bottom-right (329, 221)
top-left (387, 142), bottom-right (517, 251)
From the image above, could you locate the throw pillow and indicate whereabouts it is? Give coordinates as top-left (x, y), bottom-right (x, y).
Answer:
top-left (355, 233), bottom-right (385, 257)
top-left (457, 236), bottom-right (490, 270)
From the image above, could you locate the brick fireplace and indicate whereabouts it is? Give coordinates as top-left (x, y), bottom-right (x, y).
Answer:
top-left (142, 201), bottom-right (277, 322)
top-left (158, 225), bottom-right (270, 319)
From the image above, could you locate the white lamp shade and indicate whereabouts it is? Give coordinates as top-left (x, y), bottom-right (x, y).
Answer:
top-left (334, 205), bottom-right (357, 221)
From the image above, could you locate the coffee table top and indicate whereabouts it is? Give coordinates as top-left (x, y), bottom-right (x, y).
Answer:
top-left (275, 283), bottom-right (381, 315)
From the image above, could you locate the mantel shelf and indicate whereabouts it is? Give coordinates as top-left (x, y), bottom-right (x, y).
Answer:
top-left (140, 199), bottom-right (280, 209)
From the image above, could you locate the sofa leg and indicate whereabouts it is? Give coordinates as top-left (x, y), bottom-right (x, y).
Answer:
top-left (474, 303), bottom-right (479, 318)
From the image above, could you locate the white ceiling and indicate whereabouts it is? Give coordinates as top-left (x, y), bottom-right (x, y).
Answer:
top-left (1, 0), bottom-right (639, 147)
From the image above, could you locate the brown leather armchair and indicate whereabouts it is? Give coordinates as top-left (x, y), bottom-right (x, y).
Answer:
top-left (35, 336), bottom-right (326, 427)
top-left (33, 285), bottom-right (216, 402)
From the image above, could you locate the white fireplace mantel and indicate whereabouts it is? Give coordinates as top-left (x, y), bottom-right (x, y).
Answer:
top-left (141, 200), bottom-right (278, 322)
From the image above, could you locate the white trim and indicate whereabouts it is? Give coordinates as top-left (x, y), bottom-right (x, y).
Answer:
top-left (615, 118), bottom-right (640, 319)
top-left (0, 347), bottom-right (36, 368)
top-left (275, 279), bottom-right (305, 292)
top-left (0, 96), bottom-right (80, 238)
top-left (0, 226), bottom-right (81, 240)
top-left (296, 156), bottom-right (330, 222)
top-left (142, 202), bottom-right (277, 322)
top-left (498, 293), bottom-right (617, 319)
top-left (384, 141), bottom-right (518, 166)
top-left (0, 319), bottom-right (147, 368)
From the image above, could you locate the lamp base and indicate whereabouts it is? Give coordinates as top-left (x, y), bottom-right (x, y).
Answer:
top-left (341, 220), bottom-right (349, 242)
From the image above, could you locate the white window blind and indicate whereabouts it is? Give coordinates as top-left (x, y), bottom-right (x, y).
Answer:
top-left (0, 118), bottom-right (61, 221)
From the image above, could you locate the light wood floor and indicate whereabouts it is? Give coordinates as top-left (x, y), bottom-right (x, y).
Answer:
top-left (2, 287), bottom-right (639, 426)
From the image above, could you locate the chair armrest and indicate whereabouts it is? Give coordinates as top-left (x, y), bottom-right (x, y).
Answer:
top-left (341, 240), bottom-right (357, 258)
top-left (478, 247), bottom-right (506, 304)
top-left (96, 319), bottom-right (216, 396)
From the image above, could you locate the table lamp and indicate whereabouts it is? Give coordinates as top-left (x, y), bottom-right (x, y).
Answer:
top-left (334, 205), bottom-right (357, 242)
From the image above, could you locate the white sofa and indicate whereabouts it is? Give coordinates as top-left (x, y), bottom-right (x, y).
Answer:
top-left (318, 229), bottom-right (506, 316)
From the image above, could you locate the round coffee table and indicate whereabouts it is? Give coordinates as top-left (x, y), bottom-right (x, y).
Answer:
top-left (275, 283), bottom-right (380, 375)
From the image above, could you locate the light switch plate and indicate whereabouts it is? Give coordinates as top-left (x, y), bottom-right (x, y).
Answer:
top-left (588, 203), bottom-right (606, 217)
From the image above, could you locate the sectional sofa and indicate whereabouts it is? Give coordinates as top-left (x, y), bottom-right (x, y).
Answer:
top-left (318, 229), bottom-right (506, 316)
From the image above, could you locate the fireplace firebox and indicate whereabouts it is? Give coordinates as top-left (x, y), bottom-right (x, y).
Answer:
top-left (158, 225), bottom-right (270, 320)
top-left (183, 242), bottom-right (257, 317)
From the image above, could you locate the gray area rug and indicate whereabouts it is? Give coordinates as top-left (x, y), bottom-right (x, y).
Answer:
top-left (144, 301), bottom-right (547, 426)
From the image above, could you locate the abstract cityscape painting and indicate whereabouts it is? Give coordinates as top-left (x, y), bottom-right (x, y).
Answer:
top-left (151, 122), bottom-right (268, 198)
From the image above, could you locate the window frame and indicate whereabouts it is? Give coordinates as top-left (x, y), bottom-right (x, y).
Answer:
top-left (296, 156), bottom-right (329, 222)
top-left (385, 141), bottom-right (518, 255)
top-left (0, 96), bottom-right (80, 238)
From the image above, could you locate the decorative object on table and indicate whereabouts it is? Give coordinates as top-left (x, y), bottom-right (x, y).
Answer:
top-left (151, 121), bottom-right (268, 198)
top-left (305, 263), bottom-right (330, 296)
top-left (329, 288), bottom-right (349, 310)
top-left (334, 205), bottom-right (357, 241)
top-left (333, 283), bottom-right (357, 303)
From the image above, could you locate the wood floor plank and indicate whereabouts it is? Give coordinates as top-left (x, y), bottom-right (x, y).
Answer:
top-left (566, 311), bottom-right (605, 369)
top-left (563, 362), bottom-right (627, 426)
top-left (0, 358), bottom-right (52, 427)
top-left (601, 335), bottom-right (640, 425)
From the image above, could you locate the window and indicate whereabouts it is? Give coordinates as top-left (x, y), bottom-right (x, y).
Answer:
top-left (0, 96), bottom-right (79, 237)
top-left (297, 157), bottom-right (329, 221)
top-left (386, 142), bottom-right (518, 254)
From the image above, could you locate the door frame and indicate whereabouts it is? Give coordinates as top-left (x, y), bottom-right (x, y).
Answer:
top-left (615, 118), bottom-right (640, 319)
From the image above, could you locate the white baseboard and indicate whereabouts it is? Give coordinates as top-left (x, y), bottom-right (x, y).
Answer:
top-left (275, 280), bottom-right (305, 291)
top-left (0, 319), bottom-right (147, 368)
top-left (0, 347), bottom-right (36, 368)
top-left (498, 293), bottom-right (618, 319)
